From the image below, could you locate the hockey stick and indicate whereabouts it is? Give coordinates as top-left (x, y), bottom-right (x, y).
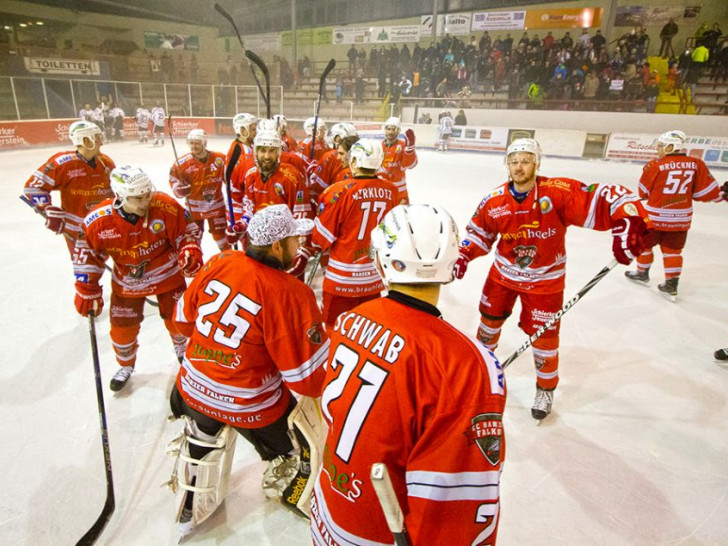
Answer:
top-left (371, 463), bottom-right (411, 546)
top-left (20, 195), bottom-right (160, 308)
top-left (214, 3), bottom-right (271, 118)
top-left (76, 312), bottom-right (115, 546)
top-left (305, 253), bottom-right (322, 287)
top-left (224, 144), bottom-right (243, 250)
top-left (309, 59), bottom-right (337, 161)
top-left (501, 258), bottom-right (619, 369)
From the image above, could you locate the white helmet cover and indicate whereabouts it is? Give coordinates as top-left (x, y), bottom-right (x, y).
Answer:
top-left (110, 165), bottom-right (155, 206)
top-left (370, 204), bottom-right (459, 284)
top-left (349, 138), bottom-right (384, 171)
top-left (232, 112), bottom-right (257, 135)
top-left (383, 116), bottom-right (401, 132)
top-left (506, 138), bottom-right (542, 165)
top-left (328, 122), bottom-right (358, 147)
top-left (69, 120), bottom-right (103, 147)
top-left (304, 116), bottom-right (325, 136)
top-left (256, 118), bottom-right (277, 133)
top-left (254, 129), bottom-right (282, 149)
top-left (657, 130), bottom-right (686, 153)
top-left (186, 128), bottom-right (207, 146)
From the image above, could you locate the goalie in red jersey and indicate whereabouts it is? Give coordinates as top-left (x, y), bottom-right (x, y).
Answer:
top-left (453, 138), bottom-right (651, 421)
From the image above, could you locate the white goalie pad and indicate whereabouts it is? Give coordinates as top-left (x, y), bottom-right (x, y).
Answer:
top-left (285, 396), bottom-right (328, 517)
top-left (165, 417), bottom-right (237, 527)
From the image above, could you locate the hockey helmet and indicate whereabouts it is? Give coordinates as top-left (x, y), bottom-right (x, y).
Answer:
top-left (328, 122), bottom-right (358, 146)
top-left (110, 165), bottom-right (155, 207)
top-left (349, 138), bottom-right (384, 171)
top-left (370, 204), bottom-right (459, 285)
top-left (304, 116), bottom-right (326, 137)
top-left (232, 112), bottom-right (257, 136)
top-left (382, 116), bottom-right (401, 132)
top-left (254, 128), bottom-right (282, 150)
top-left (657, 130), bottom-right (686, 153)
top-left (69, 120), bottom-right (103, 148)
top-left (506, 138), bottom-right (542, 165)
top-left (272, 114), bottom-right (288, 133)
top-left (186, 129), bottom-right (207, 146)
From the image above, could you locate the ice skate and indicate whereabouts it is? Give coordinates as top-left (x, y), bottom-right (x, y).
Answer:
top-left (262, 454), bottom-right (299, 500)
top-left (625, 269), bottom-right (649, 286)
top-left (110, 365), bottom-right (134, 391)
top-left (531, 387), bottom-right (553, 422)
top-left (657, 278), bottom-right (678, 302)
top-left (714, 348), bottom-right (728, 362)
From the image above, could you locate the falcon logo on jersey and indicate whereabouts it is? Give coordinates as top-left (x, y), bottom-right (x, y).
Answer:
top-left (465, 413), bottom-right (503, 466)
top-left (128, 259), bottom-right (150, 279)
top-left (202, 188), bottom-right (216, 202)
top-left (307, 324), bottom-right (324, 345)
top-left (513, 245), bottom-right (537, 268)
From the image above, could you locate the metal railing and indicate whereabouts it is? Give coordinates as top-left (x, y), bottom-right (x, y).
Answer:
top-left (0, 76), bottom-right (283, 121)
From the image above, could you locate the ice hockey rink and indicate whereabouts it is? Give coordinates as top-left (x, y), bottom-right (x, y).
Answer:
top-left (2, 137), bottom-right (728, 545)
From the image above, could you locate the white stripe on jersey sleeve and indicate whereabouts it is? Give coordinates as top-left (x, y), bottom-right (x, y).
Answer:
top-left (406, 470), bottom-right (500, 502)
top-left (280, 338), bottom-right (330, 384)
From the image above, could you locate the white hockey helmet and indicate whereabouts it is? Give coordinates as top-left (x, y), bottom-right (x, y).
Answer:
top-left (232, 112), bottom-right (257, 135)
top-left (506, 138), bottom-right (542, 165)
top-left (110, 165), bottom-right (155, 207)
top-left (256, 118), bottom-right (277, 133)
top-left (328, 122), bottom-right (358, 146)
top-left (254, 128), bottom-right (282, 149)
top-left (657, 130), bottom-right (686, 153)
top-left (186, 128), bottom-right (207, 146)
top-left (272, 114), bottom-right (288, 133)
top-left (69, 120), bottom-right (103, 148)
top-left (370, 204), bottom-right (460, 285)
top-left (349, 138), bottom-right (384, 171)
top-left (304, 116), bottom-right (325, 137)
top-left (383, 116), bottom-right (401, 132)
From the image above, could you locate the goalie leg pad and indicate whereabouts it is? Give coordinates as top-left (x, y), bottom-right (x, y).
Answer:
top-left (166, 417), bottom-right (237, 527)
top-left (284, 396), bottom-right (328, 517)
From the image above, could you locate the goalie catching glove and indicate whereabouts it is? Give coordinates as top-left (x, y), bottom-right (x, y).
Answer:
top-left (611, 216), bottom-right (648, 265)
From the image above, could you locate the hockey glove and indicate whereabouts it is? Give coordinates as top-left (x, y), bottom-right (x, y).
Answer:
top-left (44, 205), bottom-right (65, 235)
top-left (75, 281), bottom-right (103, 317)
top-left (286, 247), bottom-right (312, 278)
top-left (611, 216), bottom-right (648, 265)
top-left (178, 242), bottom-right (203, 277)
top-left (453, 252), bottom-right (470, 280)
top-left (721, 181), bottom-right (728, 202)
top-left (225, 217), bottom-right (250, 245)
top-left (404, 128), bottom-right (416, 150)
top-left (171, 180), bottom-right (192, 198)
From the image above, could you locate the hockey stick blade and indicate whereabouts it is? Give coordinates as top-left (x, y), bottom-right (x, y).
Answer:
top-left (371, 463), bottom-right (411, 546)
top-left (76, 314), bottom-right (115, 546)
top-left (501, 258), bottom-right (618, 369)
top-left (18, 196), bottom-right (161, 307)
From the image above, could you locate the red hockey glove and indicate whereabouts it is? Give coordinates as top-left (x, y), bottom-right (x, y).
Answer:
top-left (720, 181), bottom-right (728, 202)
top-left (453, 253), bottom-right (470, 280)
top-left (178, 242), bottom-right (203, 277)
top-left (305, 159), bottom-right (320, 178)
top-left (286, 247), bottom-right (312, 278)
top-left (75, 281), bottom-right (103, 317)
top-left (612, 216), bottom-right (648, 265)
top-left (225, 217), bottom-right (249, 245)
top-left (44, 205), bottom-right (65, 235)
top-left (404, 128), bottom-right (416, 150)
top-left (171, 180), bottom-right (192, 198)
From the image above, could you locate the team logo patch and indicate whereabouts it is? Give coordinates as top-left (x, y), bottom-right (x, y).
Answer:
top-left (538, 196), bottom-right (553, 214)
top-left (465, 413), bottom-right (503, 466)
top-left (307, 324), bottom-right (323, 345)
top-left (215, 157), bottom-right (224, 168)
top-left (624, 203), bottom-right (638, 216)
top-left (392, 259), bottom-right (406, 272)
top-left (150, 219), bottom-right (166, 233)
top-left (202, 188), bottom-right (216, 202)
top-left (273, 183), bottom-right (285, 196)
top-left (295, 189), bottom-right (304, 203)
top-left (513, 245), bottom-right (537, 268)
top-left (129, 259), bottom-right (150, 279)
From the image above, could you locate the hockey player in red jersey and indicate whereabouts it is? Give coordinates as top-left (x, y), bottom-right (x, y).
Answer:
top-left (273, 114), bottom-right (297, 152)
top-left (453, 138), bottom-right (650, 420)
top-left (169, 204), bottom-right (328, 538)
top-left (314, 122), bottom-right (358, 196)
top-left (169, 129), bottom-right (230, 251)
top-left (297, 116), bottom-right (331, 161)
top-left (72, 165), bottom-right (202, 392)
top-left (381, 116), bottom-right (417, 204)
top-left (312, 138), bottom-right (398, 325)
top-left (312, 204), bottom-right (506, 546)
top-left (23, 120), bottom-right (115, 260)
top-left (226, 112), bottom-right (257, 166)
top-left (624, 130), bottom-right (722, 301)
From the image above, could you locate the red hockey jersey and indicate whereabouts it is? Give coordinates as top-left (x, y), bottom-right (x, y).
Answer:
top-left (460, 176), bottom-right (650, 294)
top-left (225, 139), bottom-right (253, 167)
top-left (23, 151), bottom-right (115, 237)
top-left (312, 293), bottom-right (506, 546)
top-left (381, 137), bottom-right (417, 198)
top-left (233, 163), bottom-right (312, 222)
top-left (297, 136), bottom-right (331, 162)
top-left (173, 251), bottom-right (328, 428)
top-left (169, 151), bottom-right (227, 220)
top-left (312, 176), bottom-right (397, 297)
top-left (73, 192), bottom-right (199, 297)
top-left (638, 153), bottom-right (720, 231)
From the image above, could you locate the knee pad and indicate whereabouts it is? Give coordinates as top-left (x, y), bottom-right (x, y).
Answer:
top-left (165, 417), bottom-right (237, 527)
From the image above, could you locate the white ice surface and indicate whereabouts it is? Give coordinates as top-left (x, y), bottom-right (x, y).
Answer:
top-left (2, 138), bottom-right (728, 545)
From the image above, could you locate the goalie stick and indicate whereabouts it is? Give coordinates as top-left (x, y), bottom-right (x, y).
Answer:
top-left (214, 3), bottom-right (271, 118)
top-left (371, 463), bottom-right (411, 546)
top-left (75, 313), bottom-right (115, 546)
top-left (19, 195), bottom-right (160, 308)
top-left (500, 258), bottom-right (619, 369)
